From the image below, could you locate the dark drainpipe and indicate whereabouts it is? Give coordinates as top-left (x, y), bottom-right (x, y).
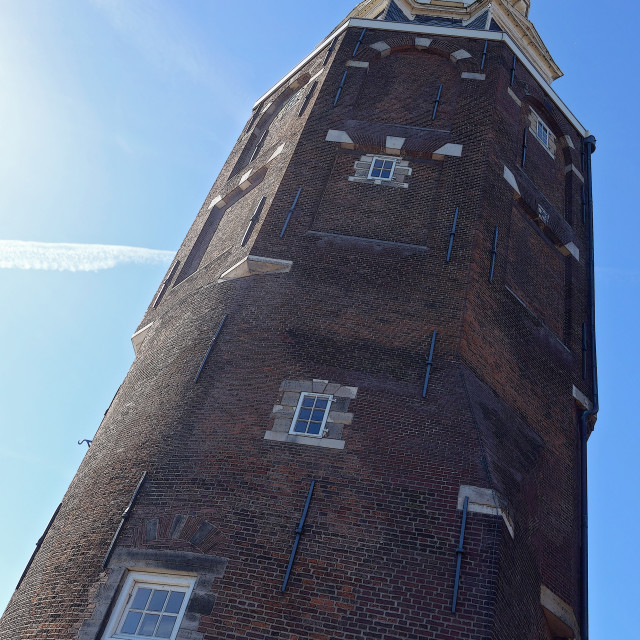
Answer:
top-left (580, 134), bottom-right (598, 640)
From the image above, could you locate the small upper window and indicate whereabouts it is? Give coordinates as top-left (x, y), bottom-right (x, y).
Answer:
top-left (290, 393), bottom-right (333, 438)
top-left (103, 572), bottom-right (194, 640)
top-left (368, 157), bottom-right (396, 181)
top-left (536, 119), bottom-right (550, 148)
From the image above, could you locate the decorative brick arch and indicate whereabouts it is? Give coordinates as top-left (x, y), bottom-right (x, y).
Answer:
top-left (351, 32), bottom-right (482, 74)
top-left (130, 515), bottom-right (229, 555)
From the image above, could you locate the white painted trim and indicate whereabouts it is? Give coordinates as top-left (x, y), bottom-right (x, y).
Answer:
top-left (102, 571), bottom-right (195, 640)
top-left (289, 392), bottom-right (333, 438)
top-left (253, 18), bottom-right (590, 138)
top-left (367, 156), bottom-right (397, 180)
top-left (253, 21), bottom-right (351, 108)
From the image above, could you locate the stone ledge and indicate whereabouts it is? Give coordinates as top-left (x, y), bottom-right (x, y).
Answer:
top-left (457, 485), bottom-right (515, 538)
top-left (573, 385), bottom-right (593, 411)
top-left (541, 585), bottom-right (580, 639)
top-left (263, 431), bottom-right (345, 450)
top-left (218, 256), bottom-right (293, 283)
top-left (131, 322), bottom-right (153, 356)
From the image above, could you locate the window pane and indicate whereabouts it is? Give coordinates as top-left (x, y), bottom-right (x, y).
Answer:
top-left (373, 159), bottom-right (383, 168)
top-left (315, 398), bottom-right (328, 409)
top-left (294, 421), bottom-right (308, 433)
top-left (131, 588), bottom-right (152, 611)
top-left (165, 592), bottom-right (185, 615)
top-left (301, 396), bottom-right (315, 408)
top-left (148, 590), bottom-right (169, 612)
top-left (307, 423), bottom-right (322, 435)
top-left (311, 410), bottom-right (325, 422)
top-left (139, 613), bottom-right (160, 636)
top-left (155, 615), bottom-right (177, 638)
top-left (121, 611), bottom-right (143, 634)
top-left (383, 161), bottom-right (394, 169)
top-left (381, 170), bottom-right (391, 179)
top-left (298, 408), bottom-right (312, 420)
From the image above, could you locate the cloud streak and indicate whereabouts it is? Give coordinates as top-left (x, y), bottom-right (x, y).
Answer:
top-left (0, 240), bottom-right (175, 272)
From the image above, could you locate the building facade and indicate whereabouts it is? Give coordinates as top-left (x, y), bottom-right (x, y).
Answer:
top-left (0, 1), bottom-right (598, 639)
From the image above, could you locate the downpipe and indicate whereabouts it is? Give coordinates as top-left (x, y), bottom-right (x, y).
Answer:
top-left (580, 134), bottom-right (598, 640)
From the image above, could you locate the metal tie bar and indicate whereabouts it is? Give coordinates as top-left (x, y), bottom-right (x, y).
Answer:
top-left (451, 496), bottom-right (469, 613)
top-left (102, 472), bottom-right (147, 569)
top-left (250, 129), bottom-right (269, 163)
top-left (582, 323), bottom-right (588, 380)
top-left (489, 226), bottom-right (499, 283)
top-left (323, 37), bottom-right (337, 65)
top-left (333, 71), bottom-right (348, 107)
top-left (280, 188), bottom-right (303, 238)
top-left (194, 315), bottom-right (228, 384)
top-left (241, 197), bottom-right (267, 247)
top-left (298, 81), bottom-right (318, 117)
top-left (353, 28), bottom-right (367, 57)
top-left (78, 439), bottom-right (93, 447)
top-left (446, 208), bottom-right (459, 263)
top-left (282, 480), bottom-right (316, 592)
top-left (422, 331), bottom-right (437, 398)
top-left (16, 503), bottom-right (62, 590)
top-left (522, 128), bottom-right (528, 168)
top-left (432, 84), bottom-right (443, 121)
top-left (511, 55), bottom-right (517, 85)
top-left (481, 40), bottom-right (488, 70)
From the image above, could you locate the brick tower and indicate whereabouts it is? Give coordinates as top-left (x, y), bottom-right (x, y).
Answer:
top-left (0, 1), bottom-right (598, 639)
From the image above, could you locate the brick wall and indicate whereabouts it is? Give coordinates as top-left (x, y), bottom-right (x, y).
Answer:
top-left (0, 23), bottom-right (592, 640)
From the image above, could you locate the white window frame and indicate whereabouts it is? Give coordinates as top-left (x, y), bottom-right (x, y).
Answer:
top-left (289, 393), bottom-right (333, 438)
top-left (536, 117), bottom-right (551, 150)
top-left (367, 157), bottom-right (397, 182)
top-left (102, 571), bottom-right (195, 640)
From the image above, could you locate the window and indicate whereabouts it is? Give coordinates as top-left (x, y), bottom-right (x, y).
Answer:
top-left (536, 119), bottom-right (550, 148)
top-left (368, 157), bottom-right (396, 181)
top-left (103, 572), bottom-right (194, 640)
top-left (289, 393), bottom-right (333, 438)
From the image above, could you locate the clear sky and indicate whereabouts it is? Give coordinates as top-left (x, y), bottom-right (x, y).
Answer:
top-left (0, 0), bottom-right (636, 634)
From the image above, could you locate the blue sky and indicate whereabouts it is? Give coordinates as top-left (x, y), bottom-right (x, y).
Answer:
top-left (0, 0), bottom-right (636, 634)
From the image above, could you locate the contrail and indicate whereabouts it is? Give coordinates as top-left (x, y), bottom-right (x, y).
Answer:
top-left (0, 240), bottom-right (176, 272)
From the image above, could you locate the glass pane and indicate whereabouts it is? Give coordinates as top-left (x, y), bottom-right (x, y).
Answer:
top-left (165, 592), bottom-right (185, 615)
top-left (383, 161), bottom-right (394, 169)
top-left (307, 423), bottom-right (321, 435)
top-left (139, 613), bottom-right (160, 636)
top-left (131, 588), bottom-right (152, 611)
top-left (301, 396), bottom-right (315, 408)
top-left (154, 615), bottom-right (177, 638)
top-left (121, 611), bottom-right (143, 634)
top-left (294, 421), bottom-right (308, 433)
top-left (298, 408), bottom-right (312, 420)
top-left (370, 168), bottom-right (381, 177)
top-left (148, 590), bottom-right (169, 612)
top-left (373, 159), bottom-right (383, 168)
top-left (315, 399), bottom-right (328, 409)
top-left (311, 410), bottom-right (325, 421)
top-left (381, 170), bottom-right (391, 179)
